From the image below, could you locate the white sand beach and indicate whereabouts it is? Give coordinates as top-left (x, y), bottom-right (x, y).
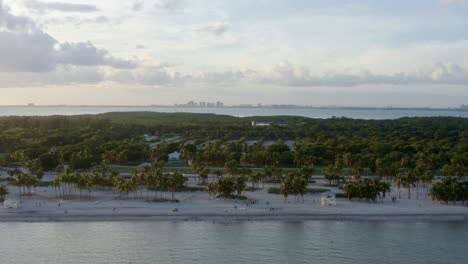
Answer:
top-left (1, 178), bottom-right (467, 222)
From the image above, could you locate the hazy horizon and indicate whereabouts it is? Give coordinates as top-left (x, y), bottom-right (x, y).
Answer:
top-left (0, 102), bottom-right (466, 109)
top-left (1, 0), bottom-right (468, 107)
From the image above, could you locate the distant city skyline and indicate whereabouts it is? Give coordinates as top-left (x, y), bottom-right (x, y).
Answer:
top-left (1, 0), bottom-right (468, 107)
top-left (8, 101), bottom-right (468, 110)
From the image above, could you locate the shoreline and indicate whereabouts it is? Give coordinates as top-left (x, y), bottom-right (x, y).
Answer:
top-left (1, 212), bottom-right (467, 223)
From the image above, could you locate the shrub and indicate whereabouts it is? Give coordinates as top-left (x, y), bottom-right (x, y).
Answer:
top-left (305, 188), bottom-right (330, 193)
top-left (149, 198), bottom-right (179, 203)
top-left (245, 186), bottom-right (261, 192)
top-left (268, 187), bottom-right (280, 194)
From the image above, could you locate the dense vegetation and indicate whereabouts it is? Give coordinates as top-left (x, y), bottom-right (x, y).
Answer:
top-left (0, 112), bottom-right (467, 178)
top-left (1, 112), bottom-right (467, 204)
top-left (430, 177), bottom-right (468, 205)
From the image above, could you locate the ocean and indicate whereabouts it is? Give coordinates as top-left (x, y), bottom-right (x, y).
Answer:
top-left (0, 106), bottom-right (467, 119)
top-left (0, 221), bottom-right (466, 264)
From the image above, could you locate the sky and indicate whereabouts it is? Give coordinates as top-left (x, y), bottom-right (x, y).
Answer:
top-left (0, 0), bottom-right (468, 107)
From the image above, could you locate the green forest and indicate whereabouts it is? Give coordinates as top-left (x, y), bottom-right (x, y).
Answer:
top-left (0, 112), bottom-right (466, 178)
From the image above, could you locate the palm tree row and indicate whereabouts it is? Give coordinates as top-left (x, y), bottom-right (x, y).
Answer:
top-left (53, 167), bottom-right (101, 199)
top-left (279, 172), bottom-right (308, 203)
top-left (51, 162), bottom-right (188, 201)
top-left (343, 178), bottom-right (391, 202)
top-left (14, 172), bottom-right (41, 195)
top-left (430, 177), bottom-right (468, 205)
top-left (206, 175), bottom-right (247, 199)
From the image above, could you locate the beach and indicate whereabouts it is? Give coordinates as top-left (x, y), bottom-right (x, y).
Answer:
top-left (2, 178), bottom-right (467, 222)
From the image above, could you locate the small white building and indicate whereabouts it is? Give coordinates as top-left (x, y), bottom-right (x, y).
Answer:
top-left (320, 191), bottom-right (336, 206)
top-left (143, 134), bottom-right (158, 142)
top-left (168, 151), bottom-right (182, 163)
top-left (137, 162), bottom-right (151, 169)
top-left (251, 121), bottom-right (271, 127)
top-left (3, 195), bottom-right (21, 209)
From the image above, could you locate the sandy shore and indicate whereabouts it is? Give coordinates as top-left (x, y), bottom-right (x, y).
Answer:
top-left (2, 178), bottom-right (468, 223)
top-left (1, 212), bottom-right (468, 222)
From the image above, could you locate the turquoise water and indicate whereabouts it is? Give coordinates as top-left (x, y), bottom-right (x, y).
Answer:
top-left (0, 221), bottom-right (467, 264)
top-left (1, 106), bottom-right (468, 119)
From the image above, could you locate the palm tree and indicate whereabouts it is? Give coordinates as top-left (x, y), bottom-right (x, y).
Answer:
top-left (279, 178), bottom-right (291, 203)
top-left (166, 172), bottom-right (187, 200)
top-left (324, 165), bottom-right (340, 185)
top-left (0, 184), bottom-right (9, 201)
top-left (376, 179), bottom-right (391, 201)
top-left (113, 177), bottom-right (129, 199)
top-left (399, 171), bottom-right (417, 199)
top-left (198, 166), bottom-right (209, 185)
top-left (224, 160), bottom-right (238, 176)
top-left (53, 175), bottom-right (62, 198)
top-left (206, 182), bottom-right (218, 199)
top-left (291, 175), bottom-right (307, 203)
top-left (300, 166), bottom-right (315, 182)
top-left (395, 172), bottom-right (405, 199)
top-left (249, 172), bottom-right (262, 189)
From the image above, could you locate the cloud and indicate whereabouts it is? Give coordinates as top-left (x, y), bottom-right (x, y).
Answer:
top-left (0, 1), bottom-right (136, 73)
top-left (0, 65), bottom-right (105, 87)
top-left (0, 32), bottom-right (136, 72)
top-left (198, 22), bottom-right (230, 36)
top-left (254, 61), bottom-right (468, 87)
top-left (439, 0), bottom-right (467, 4)
top-left (199, 70), bottom-right (244, 84)
top-left (109, 61), bottom-right (197, 86)
top-left (154, 0), bottom-right (184, 10)
top-left (131, 1), bottom-right (144, 11)
top-left (25, 0), bottom-right (98, 13)
top-left (208, 22), bottom-right (230, 36)
top-left (57, 42), bottom-right (137, 69)
top-left (0, 1), bottom-right (55, 72)
top-left (0, 30), bottom-right (57, 72)
top-left (43, 16), bottom-right (119, 26)
top-left (110, 66), bottom-right (184, 86)
top-left (136, 44), bottom-right (147, 49)
top-left (0, 0), bottom-right (36, 31)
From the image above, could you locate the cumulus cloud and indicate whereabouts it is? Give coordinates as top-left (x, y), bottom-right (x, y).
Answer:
top-left (0, 30), bottom-right (57, 72)
top-left (110, 65), bottom-right (188, 86)
top-left (0, 0), bottom-right (36, 31)
top-left (25, 0), bottom-right (98, 13)
top-left (0, 65), bottom-right (105, 87)
top-left (254, 61), bottom-right (468, 87)
top-left (57, 42), bottom-right (136, 69)
top-left (0, 0), bottom-right (136, 73)
top-left (109, 66), bottom-right (249, 87)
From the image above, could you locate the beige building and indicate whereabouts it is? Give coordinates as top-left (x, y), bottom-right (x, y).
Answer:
top-left (321, 191), bottom-right (336, 206)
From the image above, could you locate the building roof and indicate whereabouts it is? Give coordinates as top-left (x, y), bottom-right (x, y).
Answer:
top-left (321, 191), bottom-right (336, 197)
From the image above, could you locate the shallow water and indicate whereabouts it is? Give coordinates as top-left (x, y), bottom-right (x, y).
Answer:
top-left (0, 221), bottom-right (467, 264)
